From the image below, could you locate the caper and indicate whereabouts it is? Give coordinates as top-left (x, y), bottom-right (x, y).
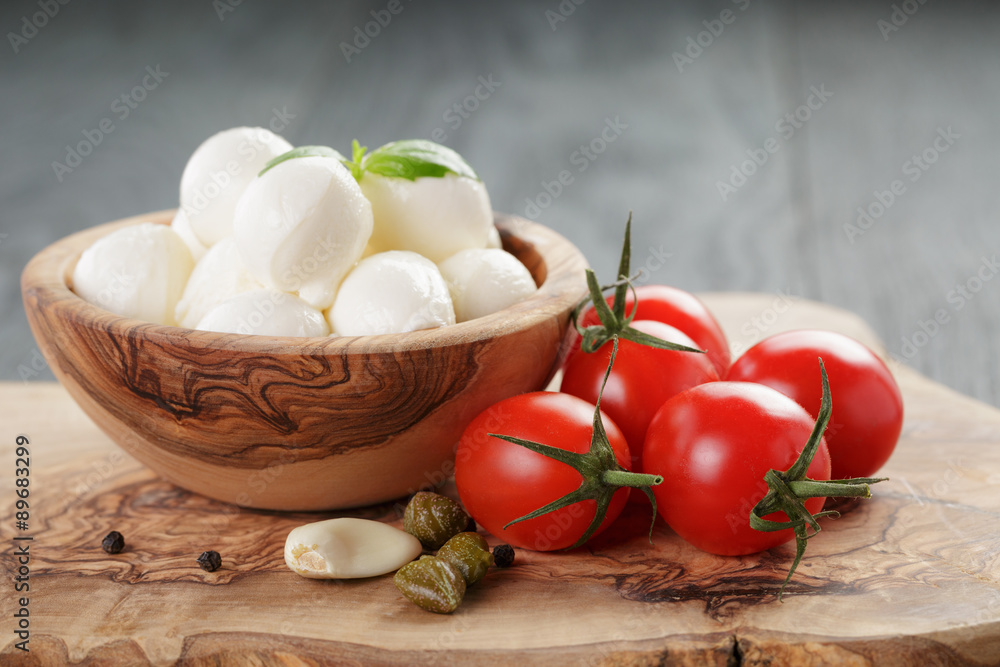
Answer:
top-left (394, 555), bottom-right (466, 614)
top-left (437, 532), bottom-right (494, 586)
top-left (403, 491), bottom-right (470, 550)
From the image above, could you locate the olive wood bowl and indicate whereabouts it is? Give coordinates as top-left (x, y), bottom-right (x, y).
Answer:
top-left (21, 210), bottom-right (588, 510)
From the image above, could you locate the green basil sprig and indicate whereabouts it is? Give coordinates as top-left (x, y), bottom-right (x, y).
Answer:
top-left (258, 138), bottom-right (479, 183)
top-left (358, 139), bottom-right (479, 181)
top-left (258, 145), bottom-right (348, 177)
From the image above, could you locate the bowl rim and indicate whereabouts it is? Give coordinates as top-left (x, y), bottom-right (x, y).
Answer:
top-left (22, 209), bottom-right (589, 356)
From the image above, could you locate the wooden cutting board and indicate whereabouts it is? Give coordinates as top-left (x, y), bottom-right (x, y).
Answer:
top-left (2, 293), bottom-right (999, 666)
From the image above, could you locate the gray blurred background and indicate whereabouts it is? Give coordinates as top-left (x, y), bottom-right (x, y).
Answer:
top-left (2, 0), bottom-right (998, 406)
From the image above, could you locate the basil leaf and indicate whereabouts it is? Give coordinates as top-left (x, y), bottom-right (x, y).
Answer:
top-left (258, 145), bottom-right (347, 177)
top-left (361, 139), bottom-right (479, 181)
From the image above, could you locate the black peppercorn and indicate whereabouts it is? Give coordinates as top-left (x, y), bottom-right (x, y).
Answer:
top-left (493, 543), bottom-right (515, 568)
top-left (102, 531), bottom-right (125, 554)
top-left (197, 550), bottom-right (222, 572)
top-left (466, 516), bottom-right (477, 533)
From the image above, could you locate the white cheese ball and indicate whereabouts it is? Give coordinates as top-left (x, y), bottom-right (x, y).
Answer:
top-left (195, 288), bottom-right (329, 337)
top-left (169, 208), bottom-right (208, 262)
top-left (485, 226), bottom-right (502, 250)
top-left (328, 251), bottom-right (455, 336)
top-left (361, 172), bottom-right (493, 263)
top-left (438, 248), bottom-right (537, 322)
top-left (73, 222), bottom-right (193, 326)
top-left (174, 237), bottom-right (264, 329)
top-left (180, 127), bottom-right (293, 247)
top-left (234, 156), bottom-right (373, 310)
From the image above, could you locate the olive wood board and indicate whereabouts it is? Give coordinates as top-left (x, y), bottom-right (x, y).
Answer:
top-left (2, 293), bottom-right (999, 666)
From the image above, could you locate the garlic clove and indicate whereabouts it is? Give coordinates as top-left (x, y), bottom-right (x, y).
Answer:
top-left (284, 518), bottom-right (423, 579)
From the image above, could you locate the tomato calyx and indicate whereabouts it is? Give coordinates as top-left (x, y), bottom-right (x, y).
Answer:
top-left (750, 358), bottom-right (888, 600)
top-left (490, 338), bottom-right (664, 549)
top-left (571, 214), bottom-right (705, 355)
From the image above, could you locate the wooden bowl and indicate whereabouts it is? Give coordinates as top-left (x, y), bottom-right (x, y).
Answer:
top-left (21, 210), bottom-right (588, 511)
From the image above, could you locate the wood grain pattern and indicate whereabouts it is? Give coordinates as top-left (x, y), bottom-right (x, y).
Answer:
top-left (19, 211), bottom-right (588, 511)
top-left (1, 294), bottom-right (999, 666)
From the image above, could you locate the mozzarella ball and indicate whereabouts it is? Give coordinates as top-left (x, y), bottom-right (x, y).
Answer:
top-left (328, 251), bottom-right (455, 336)
top-left (438, 248), bottom-right (537, 322)
top-left (234, 156), bottom-right (373, 310)
top-left (180, 127), bottom-right (293, 247)
top-left (485, 226), bottom-right (502, 250)
top-left (195, 289), bottom-right (329, 337)
top-left (170, 208), bottom-right (208, 262)
top-left (72, 222), bottom-right (193, 326)
top-left (174, 237), bottom-right (264, 329)
top-left (361, 172), bottom-right (493, 263)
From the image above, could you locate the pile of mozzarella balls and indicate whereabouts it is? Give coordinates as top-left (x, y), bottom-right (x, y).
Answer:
top-left (72, 127), bottom-right (537, 337)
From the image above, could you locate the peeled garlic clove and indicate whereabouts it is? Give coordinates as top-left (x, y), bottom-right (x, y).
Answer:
top-left (361, 172), bottom-right (493, 263)
top-left (195, 288), bottom-right (329, 337)
top-left (180, 126), bottom-right (293, 247)
top-left (72, 222), bottom-right (193, 326)
top-left (327, 251), bottom-right (455, 336)
top-left (284, 518), bottom-right (422, 579)
top-left (438, 248), bottom-right (537, 322)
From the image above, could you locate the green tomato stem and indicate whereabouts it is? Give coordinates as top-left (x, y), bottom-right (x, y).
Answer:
top-left (601, 470), bottom-right (663, 488)
top-left (749, 358), bottom-right (888, 601)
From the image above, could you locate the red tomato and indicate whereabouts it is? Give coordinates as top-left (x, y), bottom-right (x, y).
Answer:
top-left (561, 320), bottom-right (718, 471)
top-left (726, 330), bottom-right (903, 479)
top-left (580, 285), bottom-right (731, 376)
top-left (454, 391), bottom-right (632, 551)
top-left (642, 381), bottom-right (832, 556)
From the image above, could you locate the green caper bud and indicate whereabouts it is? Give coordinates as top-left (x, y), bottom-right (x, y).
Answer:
top-left (403, 492), bottom-right (470, 550)
top-left (394, 555), bottom-right (466, 614)
top-left (437, 532), bottom-right (494, 586)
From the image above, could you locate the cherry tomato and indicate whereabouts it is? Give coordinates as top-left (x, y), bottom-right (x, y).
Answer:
top-left (580, 285), bottom-right (731, 376)
top-left (561, 320), bottom-right (718, 471)
top-left (726, 330), bottom-right (903, 479)
top-left (642, 381), bottom-right (832, 556)
top-left (454, 391), bottom-right (632, 551)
